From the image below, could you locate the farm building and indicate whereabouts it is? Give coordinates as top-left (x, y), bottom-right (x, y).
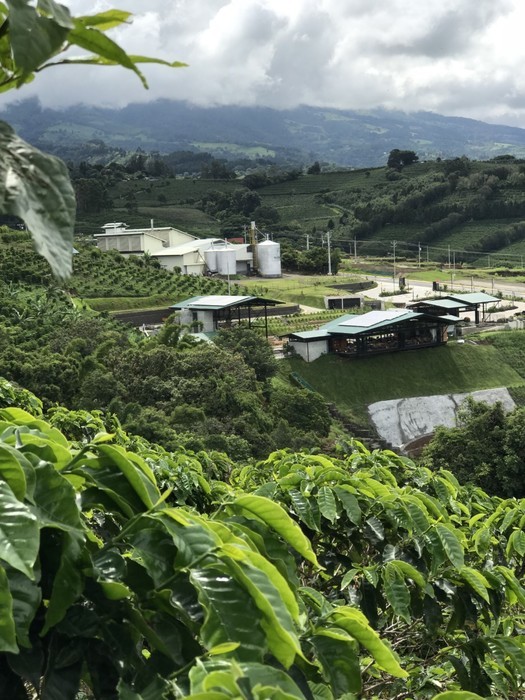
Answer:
top-left (408, 292), bottom-right (500, 324)
top-left (95, 223), bottom-right (256, 276)
top-left (95, 223), bottom-right (195, 255)
top-left (287, 309), bottom-right (459, 362)
top-left (154, 240), bottom-right (253, 275)
top-left (171, 295), bottom-right (282, 335)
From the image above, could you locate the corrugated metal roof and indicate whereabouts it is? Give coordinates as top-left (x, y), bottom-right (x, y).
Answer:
top-left (327, 310), bottom-right (423, 335)
top-left (289, 330), bottom-right (331, 340)
top-left (414, 298), bottom-right (464, 309)
top-left (448, 292), bottom-right (500, 304)
top-left (152, 238), bottom-right (222, 256)
top-left (171, 295), bottom-right (282, 310)
top-left (438, 314), bottom-right (462, 322)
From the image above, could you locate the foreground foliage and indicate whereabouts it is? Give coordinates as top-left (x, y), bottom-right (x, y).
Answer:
top-left (0, 380), bottom-right (523, 699)
top-left (0, 0), bottom-right (183, 278)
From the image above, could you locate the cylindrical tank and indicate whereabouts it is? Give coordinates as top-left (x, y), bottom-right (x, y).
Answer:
top-left (216, 248), bottom-right (237, 276)
top-left (204, 248), bottom-right (218, 272)
top-left (256, 240), bottom-right (281, 277)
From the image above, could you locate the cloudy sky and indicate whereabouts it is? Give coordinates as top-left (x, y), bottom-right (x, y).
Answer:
top-left (5, 0), bottom-right (525, 126)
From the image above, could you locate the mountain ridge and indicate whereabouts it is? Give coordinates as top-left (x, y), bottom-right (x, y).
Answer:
top-left (4, 97), bottom-right (525, 167)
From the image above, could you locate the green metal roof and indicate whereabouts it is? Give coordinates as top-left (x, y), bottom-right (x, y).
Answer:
top-left (289, 309), bottom-right (454, 342)
top-left (438, 314), bottom-right (462, 323)
top-left (447, 292), bottom-right (500, 305)
top-left (414, 298), bottom-right (464, 309)
top-left (322, 310), bottom-right (425, 336)
top-left (289, 330), bottom-right (331, 341)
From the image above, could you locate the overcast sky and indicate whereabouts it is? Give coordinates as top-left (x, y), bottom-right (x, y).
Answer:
top-left (5, 0), bottom-right (525, 126)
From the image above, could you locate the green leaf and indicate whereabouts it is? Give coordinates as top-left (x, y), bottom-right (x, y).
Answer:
top-left (289, 489), bottom-right (320, 531)
top-left (41, 532), bottom-right (83, 635)
top-left (311, 631), bottom-right (361, 695)
top-left (93, 444), bottom-right (159, 509)
top-left (388, 560), bottom-right (426, 589)
top-left (317, 486), bottom-right (338, 524)
top-left (405, 498), bottom-right (431, 535)
top-left (0, 480), bottom-right (39, 578)
top-left (128, 526), bottom-right (177, 588)
top-left (32, 462), bottom-right (83, 533)
top-left (364, 515), bottom-right (384, 543)
top-left (0, 444), bottom-right (27, 500)
top-left (8, 568), bottom-right (41, 648)
top-left (435, 523), bottom-right (464, 570)
top-left (191, 565), bottom-right (266, 661)
top-left (221, 550), bottom-right (303, 668)
top-left (341, 568), bottom-right (360, 591)
top-left (77, 9), bottom-right (131, 30)
top-left (232, 494), bottom-right (320, 567)
top-left (330, 608), bottom-right (407, 678)
top-left (6, 0), bottom-right (69, 73)
top-left (459, 566), bottom-right (491, 603)
top-left (208, 642), bottom-right (241, 656)
top-left (431, 693), bottom-right (486, 700)
top-left (37, 0), bottom-right (73, 28)
top-left (494, 565), bottom-right (525, 605)
top-left (69, 25), bottom-right (147, 87)
top-left (0, 565), bottom-right (17, 652)
top-left (382, 562), bottom-right (411, 622)
top-left (158, 510), bottom-right (220, 568)
top-left (506, 529), bottom-right (525, 558)
top-left (333, 486), bottom-right (361, 524)
top-left (0, 121), bottom-right (74, 278)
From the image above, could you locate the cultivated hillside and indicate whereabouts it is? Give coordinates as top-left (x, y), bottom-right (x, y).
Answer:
top-left (71, 157), bottom-right (525, 267)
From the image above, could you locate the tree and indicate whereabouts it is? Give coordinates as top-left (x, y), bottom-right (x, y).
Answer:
top-left (307, 161), bottom-right (321, 174)
top-left (214, 326), bottom-right (277, 382)
top-left (422, 397), bottom-right (525, 497)
top-left (387, 148), bottom-right (419, 169)
top-left (0, 1), bottom-right (184, 279)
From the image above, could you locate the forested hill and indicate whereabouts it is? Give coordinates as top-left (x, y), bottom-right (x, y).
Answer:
top-left (6, 97), bottom-right (525, 166)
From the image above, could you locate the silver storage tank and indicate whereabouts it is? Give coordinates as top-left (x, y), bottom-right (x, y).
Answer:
top-left (256, 240), bottom-right (281, 277)
top-left (204, 248), bottom-right (218, 273)
top-left (216, 248), bottom-right (237, 276)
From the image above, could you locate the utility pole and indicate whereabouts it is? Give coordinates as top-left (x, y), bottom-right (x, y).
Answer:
top-left (392, 240), bottom-right (397, 289)
top-left (426, 246), bottom-right (429, 263)
top-left (306, 234), bottom-right (310, 251)
top-left (354, 237), bottom-right (357, 262)
top-left (327, 231), bottom-right (332, 275)
top-left (453, 250), bottom-right (456, 270)
top-left (448, 245), bottom-right (451, 268)
top-left (418, 242), bottom-right (421, 268)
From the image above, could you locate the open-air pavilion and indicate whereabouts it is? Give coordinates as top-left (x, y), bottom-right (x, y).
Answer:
top-left (171, 295), bottom-right (283, 336)
top-left (287, 309), bottom-right (459, 362)
top-left (408, 292), bottom-right (500, 324)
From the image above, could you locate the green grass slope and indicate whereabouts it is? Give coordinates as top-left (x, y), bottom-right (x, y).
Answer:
top-left (286, 342), bottom-right (524, 419)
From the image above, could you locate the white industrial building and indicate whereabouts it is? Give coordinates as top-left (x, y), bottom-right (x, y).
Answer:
top-left (95, 223), bottom-right (195, 255)
top-left (95, 222), bottom-right (281, 277)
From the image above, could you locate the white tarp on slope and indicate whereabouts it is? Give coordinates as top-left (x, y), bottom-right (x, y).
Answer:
top-left (368, 388), bottom-right (516, 450)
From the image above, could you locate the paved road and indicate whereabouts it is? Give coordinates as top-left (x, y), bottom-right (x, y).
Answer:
top-left (360, 274), bottom-right (525, 320)
top-left (362, 273), bottom-right (525, 300)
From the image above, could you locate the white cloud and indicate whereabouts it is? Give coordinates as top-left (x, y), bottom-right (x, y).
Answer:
top-left (3, 0), bottom-right (525, 126)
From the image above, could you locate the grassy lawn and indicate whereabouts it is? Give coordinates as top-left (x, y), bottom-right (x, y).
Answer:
top-left (285, 342), bottom-right (523, 420)
top-left (243, 274), bottom-right (369, 308)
